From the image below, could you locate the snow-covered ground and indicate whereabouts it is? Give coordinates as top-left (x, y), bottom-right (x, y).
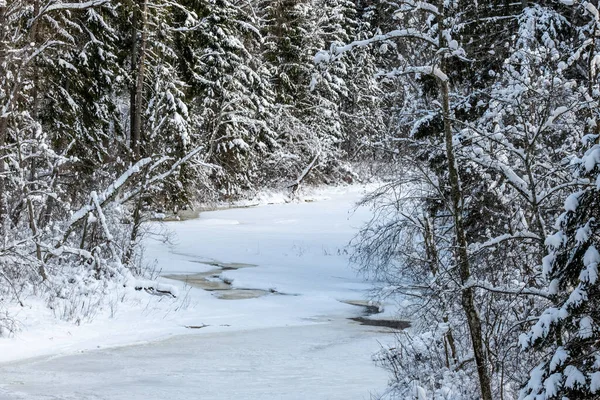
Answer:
top-left (0, 184), bottom-right (398, 399)
top-left (0, 322), bottom-right (389, 399)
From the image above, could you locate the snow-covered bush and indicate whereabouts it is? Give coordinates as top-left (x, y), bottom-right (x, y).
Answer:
top-left (374, 328), bottom-right (479, 400)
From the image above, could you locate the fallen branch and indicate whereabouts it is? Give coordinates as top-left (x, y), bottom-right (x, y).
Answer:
top-left (288, 152), bottom-right (320, 198)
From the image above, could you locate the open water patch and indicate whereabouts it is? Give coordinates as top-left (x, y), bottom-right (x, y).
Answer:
top-left (163, 261), bottom-right (285, 300)
top-left (341, 299), bottom-right (410, 330)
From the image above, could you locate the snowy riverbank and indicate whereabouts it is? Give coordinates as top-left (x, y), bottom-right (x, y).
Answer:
top-left (0, 184), bottom-right (401, 399)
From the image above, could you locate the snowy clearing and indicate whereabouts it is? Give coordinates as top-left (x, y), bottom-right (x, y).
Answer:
top-left (0, 184), bottom-right (399, 399)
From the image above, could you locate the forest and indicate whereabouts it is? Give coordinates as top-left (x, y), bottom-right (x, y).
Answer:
top-left (1, 0), bottom-right (600, 398)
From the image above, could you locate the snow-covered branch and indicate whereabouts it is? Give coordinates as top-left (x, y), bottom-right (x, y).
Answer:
top-left (398, 0), bottom-right (440, 16)
top-left (314, 29), bottom-right (439, 64)
top-left (464, 280), bottom-right (551, 299)
top-left (34, 0), bottom-right (109, 20)
top-left (119, 146), bottom-right (215, 204)
top-left (69, 157), bottom-right (154, 226)
top-left (468, 231), bottom-right (543, 253)
top-left (379, 65), bottom-right (449, 82)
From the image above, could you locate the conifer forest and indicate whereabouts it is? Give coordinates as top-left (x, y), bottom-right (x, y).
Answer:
top-left (2, 0), bottom-right (600, 399)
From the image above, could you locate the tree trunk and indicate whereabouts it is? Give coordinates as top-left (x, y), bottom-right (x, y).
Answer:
top-left (0, 0), bottom-right (8, 233)
top-left (440, 79), bottom-right (493, 400)
top-left (129, 1), bottom-right (138, 148)
top-left (437, 3), bottom-right (492, 397)
top-left (424, 214), bottom-right (458, 366)
top-left (0, 117), bottom-right (7, 234)
top-left (524, 156), bottom-right (546, 268)
top-left (123, 173), bottom-right (147, 271)
top-left (131, 0), bottom-right (148, 157)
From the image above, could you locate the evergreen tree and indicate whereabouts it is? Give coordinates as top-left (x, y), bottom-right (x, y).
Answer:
top-left (520, 139), bottom-right (600, 399)
top-left (261, 0), bottom-right (360, 189)
top-left (174, 0), bottom-right (276, 196)
top-left (519, 2), bottom-right (600, 398)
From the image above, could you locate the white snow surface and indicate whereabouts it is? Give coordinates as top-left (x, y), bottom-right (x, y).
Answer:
top-left (0, 184), bottom-right (394, 399)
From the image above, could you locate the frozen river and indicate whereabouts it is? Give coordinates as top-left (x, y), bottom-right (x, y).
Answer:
top-left (0, 185), bottom-right (397, 399)
top-left (0, 322), bottom-right (389, 399)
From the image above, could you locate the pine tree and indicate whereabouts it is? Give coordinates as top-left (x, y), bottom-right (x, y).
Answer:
top-left (175, 0), bottom-right (276, 196)
top-left (519, 2), bottom-right (600, 398)
top-left (520, 139), bottom-right (600, 399)
top-left (261, 0), bottom-right (361, 189)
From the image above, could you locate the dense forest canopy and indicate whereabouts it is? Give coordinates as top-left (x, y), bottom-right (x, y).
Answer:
top-left (2, 0), bottom-right (600, 398)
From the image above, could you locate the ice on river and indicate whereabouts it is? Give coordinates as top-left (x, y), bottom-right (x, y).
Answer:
top-left (0, 184), bottom-right (396, 399)
top-left (0, 321), bottom-right (389, 399)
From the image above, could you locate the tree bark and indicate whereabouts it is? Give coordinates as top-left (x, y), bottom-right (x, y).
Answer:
top-left (0, 0), bottom-right (8, 233)
top-left (437, 2), bottom-right (492, 398)
top-left (424, 216), bottom-right (458, 366)
top-left (0, 117), bottom-right (7, 234)
top-left (129, 1), bottom-right (138, 148)
top-left (131, 0), bottom-right (148, 157)
top-left (122, 171), bottom-right (147, 271)
top-left (440, 78), bottom-right (493, 400)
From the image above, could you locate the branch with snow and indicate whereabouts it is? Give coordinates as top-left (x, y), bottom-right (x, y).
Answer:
top-left (91, 191), bottom-right (124, 270)
top-left (119, 146), bottom-right (215, 204)
top-left (379, 65), bottom-right (449, 82)
top-left (464, 280), bottom-right (551, 299)
top-left (30, 0), bottom-right (110, 25)
top-left (468, 231), bottom-right (543, 253)
top-left (69, 157), bottom-right (154, 227)
top-left (314, 29), bottom-right (439, 64)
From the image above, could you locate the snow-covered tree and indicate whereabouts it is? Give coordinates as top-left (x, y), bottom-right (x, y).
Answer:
top-left (325, 1), bottom-right (598, 398)
top-left (519, 1), bottom-right (600, 398)
top-left (0, 0), bottom-right (211, 331)
top-left (173, 0), bottom-right (276, 197)
top-left (323, 2), bottom-right (498, 398)
top-left (520, 138), bottom-right (600, 399)
top-left (261, 0), bottom-right (362, 191)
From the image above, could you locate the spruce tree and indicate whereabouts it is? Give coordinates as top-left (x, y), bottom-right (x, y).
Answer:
top-left (176, 0), bottom-right (276, 196)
